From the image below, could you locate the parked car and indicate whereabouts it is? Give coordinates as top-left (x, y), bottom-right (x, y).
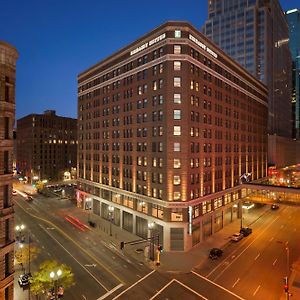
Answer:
top-left (209, 248), bottom-right (223, 260)
top-left (240, 227), bottom-right (252, 237)
top-left (12, 190), bottom-right (17, 196)
top-left (18, 273), bottom-right (31, 287)
top-left (271, 204), bottom-right (279, 210)
top-left (231, 232), bottom-right (244, 242)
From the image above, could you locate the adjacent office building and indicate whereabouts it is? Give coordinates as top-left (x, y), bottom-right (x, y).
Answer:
top-left (202, 0), bottom-right (292, 137)
top-left (77, 21), bottom-right (268, 251)
top-left (202, 0), bottom-right (293, 166)
top-left (0, 41), bottom-right (18, 300)
top-left (286, 8), bottom-right (300, 139)
top-left (16, 110), bottom-right (77, 182)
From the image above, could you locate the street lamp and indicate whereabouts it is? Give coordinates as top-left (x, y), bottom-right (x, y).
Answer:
top-left (148, 222), bottom-right (155, 261)
top-left (15, 224), bottom-right (25, 242)
top-left (285, 242), bottom-right (290, 300)
top-left (50, 269), bottom-right (62, 300)
top-left (108, 206), bottom-right (114, 236)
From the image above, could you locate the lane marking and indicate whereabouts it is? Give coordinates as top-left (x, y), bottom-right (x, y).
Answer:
top-left (15, 200), bottom-right (125, 285)
top-left (232, 278), bottom-right (240, 288)
top-left (253, 285), bottom-right (261, 296)
top-left (149, 278), bottom-right (208, 300)
top-left (192, 271), bottom-right (245, 300)
top-left (207, 216), bottom-right (280, 280)
top-left (112, 270), bottom-right (155, 299)
top-left (273, 258), bottom-right (278, 266)
top-left (97, 283), bottom-right (123, 300)
top-left (41, 225), bottom-right (109, 291)
top-left (269, 237), bottom-right (274, 242)
top-left (254, 253), bottom-right (260, 261)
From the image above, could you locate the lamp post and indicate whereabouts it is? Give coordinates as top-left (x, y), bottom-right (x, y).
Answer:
top-left (19, 243), bottom-right (25, 273)
top-left (15, 224), bottom-right (25, 242)
top-left (285, 242), bottom-right (290, 300)
top-left (50, 269), bottom-right (62, 300)
top-left (148, 222), bottom-right (155, 261)
top-left (108, 206), bottom-right (114, 236)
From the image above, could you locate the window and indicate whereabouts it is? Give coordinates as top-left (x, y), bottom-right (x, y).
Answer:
top-left (174, 77), bottom-right (181, 87)
top-left (174, 142), bottom-right (181, 151)
top-left (173, 159), bottom-right (181, 168)
top-left (173, 191), bottom-right (181, 200)
top-left (173, 126), bottom-right (181, 136)
top-left (174, 93), bottom-right (181, 104)
top-left (173, 175), bottom-right (181, 185)
top-left (175, 30), bottom-right (181, 38)
top-left (174, 61), bottom-right (181, 71)
top-left (173, 110), bottom-right (181, 120)
top-left (153, 81), bottom-right (157, 91)
top-left (174, 45), bottom-right (181, 54)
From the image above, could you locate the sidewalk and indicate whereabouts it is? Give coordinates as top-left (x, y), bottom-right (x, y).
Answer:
top-left (67, 203), bottom-right (269, 273)
top-left (71, 203), bottom-right (300, 299)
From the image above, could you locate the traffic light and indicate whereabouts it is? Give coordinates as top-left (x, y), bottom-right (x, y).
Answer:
top-left (120, 241), bottom-right (124, 250)
top-left (157, 245), bottom-right (163, 253)
top-left (283, 277), bottom-right (289, 293)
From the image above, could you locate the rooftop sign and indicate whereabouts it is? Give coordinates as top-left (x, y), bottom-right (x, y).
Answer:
top-left (189, 34), bottom-right (218, 59)
top-left (130, 33), bottom-right (166, 56)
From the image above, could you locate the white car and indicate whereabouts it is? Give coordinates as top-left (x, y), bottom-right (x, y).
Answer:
top-left (12, 190), bottom-right (17, 196)
top-left (231, 232), bottom-right (244, 242)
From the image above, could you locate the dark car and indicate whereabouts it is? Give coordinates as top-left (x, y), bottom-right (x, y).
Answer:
top-left (18, 273), bottom-right (31, 287)
top-left (209, 248), bottom-right (223, 260)
top-left (271, 204), bottom-right (279, 210)
top-left (240, 227), bottom-right (252, 237)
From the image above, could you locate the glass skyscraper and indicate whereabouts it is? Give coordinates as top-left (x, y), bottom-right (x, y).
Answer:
top-left (286, 9), bottom-right (300, 139)
top-left (202, 0), bottom-right (292, 138)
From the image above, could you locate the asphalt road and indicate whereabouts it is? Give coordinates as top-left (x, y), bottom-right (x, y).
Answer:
top-left (14, 193), bottom-right (149, 300)
top-left (194, 205), bottom-right (300, 299)
top-left (14, 190), bottom-right (300, 300)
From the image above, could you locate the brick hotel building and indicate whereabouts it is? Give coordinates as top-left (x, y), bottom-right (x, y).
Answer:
top-left (77, 21), bottom-right (268, 251)
top-left (0, 41), bottom-right (18, 299)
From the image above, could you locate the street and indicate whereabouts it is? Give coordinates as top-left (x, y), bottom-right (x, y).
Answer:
top-left (14, 191), bottom-right (300, 300)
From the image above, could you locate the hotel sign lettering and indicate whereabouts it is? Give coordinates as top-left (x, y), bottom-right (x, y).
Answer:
top-left (130, 33), bottom-right (166, 56)
top-left (189, 34), bottom-right (218, 58)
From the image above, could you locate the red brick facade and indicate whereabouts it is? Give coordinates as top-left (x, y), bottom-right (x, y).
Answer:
top-left (0, 41), bottom-right (18, 299)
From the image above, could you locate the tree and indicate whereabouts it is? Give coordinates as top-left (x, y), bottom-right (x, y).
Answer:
top-left (15, 244), bottom-right (40, 272)
top-left (30, 260), bottom-right (75, 297)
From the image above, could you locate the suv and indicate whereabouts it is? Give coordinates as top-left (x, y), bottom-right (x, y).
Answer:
top-left (209, 248), bottom-right (223, 260)
top-left (240, 227), bottom-right (252, 237)
top-left (231, 232), bottom-right (244, 242)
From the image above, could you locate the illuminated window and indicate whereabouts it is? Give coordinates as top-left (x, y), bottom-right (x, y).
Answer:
top-left (174, 45), bottom-right (181, 54)
top-left (173, 175), bottom-right (181, 185)
top-left (171, 209), bottom-right (183, 221)
top-left (174, 30), bottom-right (181, 38)
top-left (174, 110), bottom-right (181, 120)
top-left (153, 81), bottom-right (157, 91)
top-left (173, 191), bottom-right (181, 200)
top-left (173, 126), bottom-right (181, 136)
top-left (174, 142), bottom-right (181, 151)
top-left (173, 159), bottom-right (181, 168)
top-left (174, 77), bottom-right (181, 87)
top-left (174, 61), bottom-right (181, 71)
top-left (174, 93), bottom-right (181, 104)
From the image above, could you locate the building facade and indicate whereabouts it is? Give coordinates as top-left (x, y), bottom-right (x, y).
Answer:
top-left (286, 8), bottom-right (300, 139)
top-left (16, 110), bottom-right (77, 182)
top-left (0, 41), bottom-right (18, 300)
top-left (77, 21), bottom-right (268, 251)
top-left (202, 0), bottom-right (292, 138)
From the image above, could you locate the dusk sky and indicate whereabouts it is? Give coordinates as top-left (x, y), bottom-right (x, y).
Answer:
top-left (1, 0), bottom-right (296, 120)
